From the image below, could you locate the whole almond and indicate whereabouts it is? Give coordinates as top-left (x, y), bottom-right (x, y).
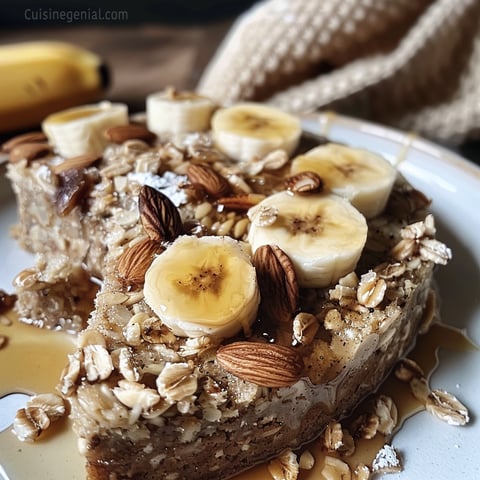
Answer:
top-left (138, 185), bottom-right (183, 242)
top-left (252, 244), bottom-right (299, 324)
top-left (2, 131), bottom-right (47, 153)
top-left (104, 124), bottom-right (156, 144)
top-left (51, 154), bottom-right (101, 174)
top-left (187, 163), bottom-right (231, 199)
top-left (217, 341), bottom-right (304, 388)
top-left (117, 238), bottom-right (162, 286)
top-left (285, 171), bottom-right (323, 195)
top-left (9, 142), bottom-right (51, 163)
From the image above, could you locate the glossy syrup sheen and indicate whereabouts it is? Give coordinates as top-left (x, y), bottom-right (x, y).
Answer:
top-left (0, 312), bottom-right (475, 480)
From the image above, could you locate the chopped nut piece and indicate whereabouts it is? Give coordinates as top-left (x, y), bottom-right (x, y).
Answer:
top-left (353, 464), bottom-right (371, 480)
top-left (292, 312), bottom-right (319, 345)
top-left (0, 334), bottom-right (7, 349)
top-left (323, 421), bottom-right (344, 451)
top-left (321, 456), bottom-right (352, 480)
top-left (216, 193), bottom-right (265, 212)
top-left (285, 171), bottom-right (323, 195)
top-left (374, 395), bottom-right (398, 436)
top-left (351, 413), bottom-right (380, 440)
top-left (394, 357), bottom-right (425, 382)
top-left (323, 308), bottom-right (343, 331)
top-left (298, 450), bottom-right (315, 470)
top-left (268, 449), bottom-right (299, 480)
top-left (426, 389), bottom-right (469, 426)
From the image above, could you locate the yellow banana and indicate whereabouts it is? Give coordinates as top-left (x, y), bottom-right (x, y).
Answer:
top-left (0, 41), bottom-right (109, 133)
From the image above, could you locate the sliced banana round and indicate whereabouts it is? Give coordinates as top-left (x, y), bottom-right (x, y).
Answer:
top-left (42, 101), bottom-right (128, 158)
top-left (290, 144), bottom-right (397, 218)
top-left (146, 89), bottom-right (216, 135)
top-left (211, 103), bottom-right (301, 162)
top-left (144, 235), bottom-right (260, 339)
top-left (247, 191), bottom-right (368, 288)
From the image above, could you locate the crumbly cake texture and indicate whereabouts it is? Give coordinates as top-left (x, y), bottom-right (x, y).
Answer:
top-left (6, 124), bottom-right (450, 479)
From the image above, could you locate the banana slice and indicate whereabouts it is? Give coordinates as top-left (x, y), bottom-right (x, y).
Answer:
top-left (42, 101), bottom-right (128, 158)
top-left (291, 144), bottom-right (397, 218)
top-left (247, 191), bottom-right (368, 288)
top-left (144, 235), bottom-right (260, 339)
top-left (146, 88), bottom-right (216, 135)
top-left (211, 103), bottom-right (301, 162)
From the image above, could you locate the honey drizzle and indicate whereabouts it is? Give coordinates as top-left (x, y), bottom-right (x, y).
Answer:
top-left (0, 311), bottom-right (476, 480)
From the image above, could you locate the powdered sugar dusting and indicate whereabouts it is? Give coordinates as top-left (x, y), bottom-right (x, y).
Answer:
top-left (372, 444), bottom-right (402, 472)
top-left (128, 171), bottom-right (188, 206)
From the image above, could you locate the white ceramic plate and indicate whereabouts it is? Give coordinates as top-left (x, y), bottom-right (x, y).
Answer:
top-left (0, 113), bottom-right (479, 479)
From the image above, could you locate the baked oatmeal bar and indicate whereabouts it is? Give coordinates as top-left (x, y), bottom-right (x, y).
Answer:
top-left (4, 96), bottom-right (451, 479)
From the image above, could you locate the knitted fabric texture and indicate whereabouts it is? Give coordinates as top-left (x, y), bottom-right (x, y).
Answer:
top-left (198, 0), bottom-right (480, 144)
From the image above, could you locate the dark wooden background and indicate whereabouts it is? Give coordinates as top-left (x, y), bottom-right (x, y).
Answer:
top-left (0, 2), bottom-right (479, 165)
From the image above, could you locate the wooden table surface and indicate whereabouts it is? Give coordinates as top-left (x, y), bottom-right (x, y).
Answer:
top-left (1, 21), bottom-right (479, 164)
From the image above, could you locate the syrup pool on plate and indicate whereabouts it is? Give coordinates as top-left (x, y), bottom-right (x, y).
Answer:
top-left (0, 309), bottom-right (475, 480)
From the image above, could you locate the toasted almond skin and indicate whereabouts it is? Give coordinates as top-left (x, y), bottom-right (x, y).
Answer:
top-left (104, 124), bottom-right (156, 144)
top-left (138, 185), bottom-right (183, 242)
top-left (252, 244), bottom-right (299, 325)
top-left (216, 341), bottom-right (304, 388)
top-left (8, 142), bottom-right (51, 163)
top-left (187, 163), bottom-right (231, 199)
top-left (2, 131), bottom-right (47, 153)
top-left (51, 154), bottom-right (101, 174)
top-left (216, 193), bottom-right (266, 212)
top-left (116, 238), bottom-right (162, 286)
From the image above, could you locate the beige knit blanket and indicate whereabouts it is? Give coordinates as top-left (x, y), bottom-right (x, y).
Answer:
top-left (198, 0), bottom-right (480, 145)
